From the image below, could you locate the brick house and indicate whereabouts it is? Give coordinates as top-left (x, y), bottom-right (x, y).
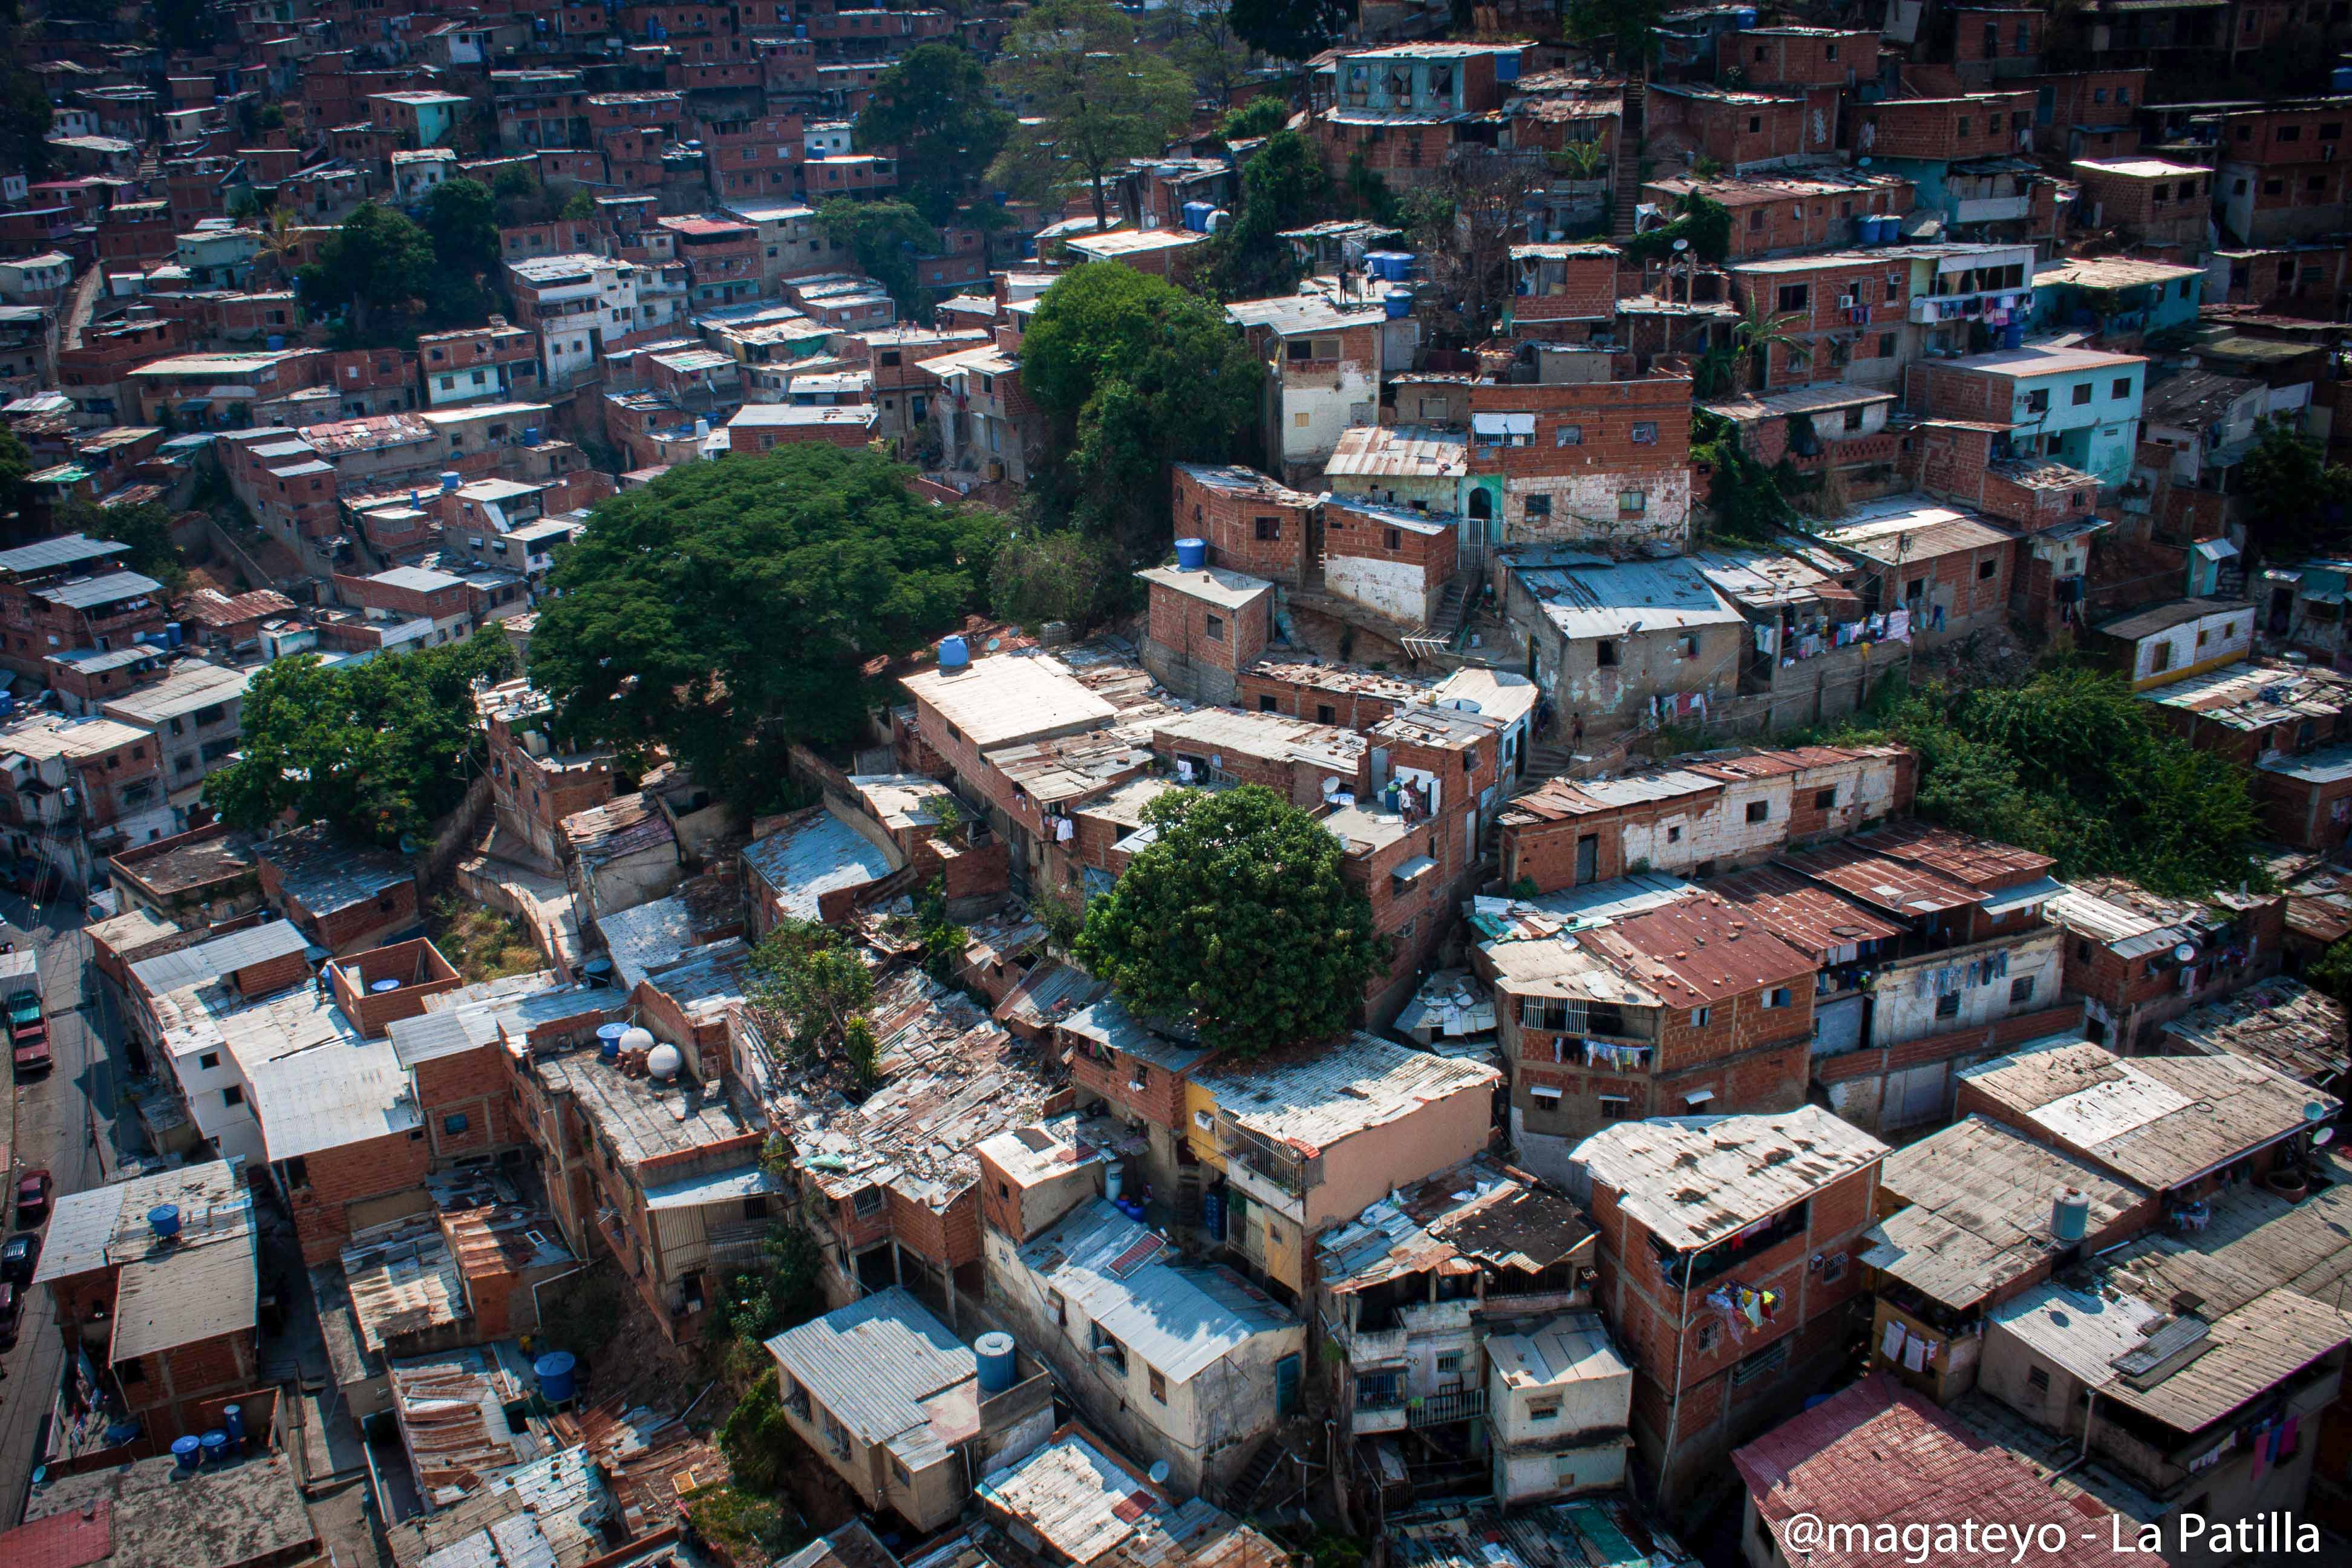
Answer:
top-left (1136, 563), bottom-right (1278, 707)
top-left (1644, 169), bottom-right (1915, 261)
top-left (1467, 376), bottom-right (1697, 555)
top-left (253, 824), bottom-right (420, 955)
top-left (2044, 877), bottom-right (2285, 1053)
top-left (1235, 659), bottom-right (1430, 728)
top-left (1500, 745), bottom-right (1918, 896)
top-left (2213, 99), bottom-right (2352, 246)
top-left (1810, 494), bottom-right (2018, 647)
top-left (1575, 1107), bottom-right (1888, 1506)
top-left (1484, 893), bottom-right (1818, 1183)
top-left (1169, 463), bottom-right (1321, 586)
top-left (27, 1160), bottom-right (264, 1445)
top-left (0, 532), bottom-right (168, 678)
top-left (1643, 83), bottom-right (1821, 173)
top-left (2069, 157), bottom-right (2214, 250)
top-left (477, 679), bottom-right (616, 869)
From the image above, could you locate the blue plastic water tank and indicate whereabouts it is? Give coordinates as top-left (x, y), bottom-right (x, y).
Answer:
top-left (938, 633), bottom-right (970, 670)
top-left (597, 1022), bottom-right (628, 1061)
top-left (1174, 537), bottom-right (1207, 570)
top-left (199, 1430), bottom-right (229, 1465)
top-left (1201, 1188), bottom-right (1226, 1238)
top-left (975, 1331), bottom-right (1017, 1393)
top-left (2336, 65), bottom-right (2352, 93)
top-left (1181, 201), bottom-right (1215, 233)
top-left (165, 621), bottom-right (182, 649)
top-left (1384, 289), bottom-right (1413, 320)
top-left (172, 1436), bottom-right (202, 1471)
top-left (535, 1350), bottom-right (578, 1404)
top-left (2003, 319), bottom-right (2025, 350)
top-left (266, 335), bottom-right (284, 351)
top-left (148, 1204), bottom-right (183, 1240)
top-left (1735, 7), bottom-right (1759, 27)
top-left (224, 1404), bottom-right (246, 1447)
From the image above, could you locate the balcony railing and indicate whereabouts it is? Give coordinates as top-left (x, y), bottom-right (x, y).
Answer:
top-left (1409, 1388), bottom-right (1488, 1427)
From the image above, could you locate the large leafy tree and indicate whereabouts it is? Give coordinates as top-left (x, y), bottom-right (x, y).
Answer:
top-left (818, 198), bottom-right (941, 316)
top-left (2239, 423), bottom-right (2352, 563)
top-left (1076, 785), bottom-right (1383, 1056)
top-left (296, 202), bottom-right (441, 345)
top-left (1209, 128), bottom-right (1328, 301)
top-left (1230, 0), bottom-right (1354, 60)
top-left (1020, 261), bottom-right (1261, 546)
top-left (855, 44), bottom-right (1014, 222)
top-left (526, 448), bottom-right (1007, 799)
top-left (988, 0), bottom-right (1195, 230)
top-left (206, 630), bottom-right (515, 847)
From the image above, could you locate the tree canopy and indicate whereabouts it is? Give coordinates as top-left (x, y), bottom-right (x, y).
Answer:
top-left (1076, 785), bottom-right (1385, 1056)
top-left (818, 198), bottom-right (942, 317)
top-left (855, 44), bottom-right (1014, 222)
top-left (1828, 665), bottom-right (2262, 896)
top-left (55, 500), bottom-right (186, 594)
top-left (297, 201), bottom-right (475, 345)
top-left (205, 629), bottom-right (515, 847)
top-left (2239, 423), bottom-right (2352, 564)
top-left (1207, 128), bottom-right (1328, 300)
top-left (526, 447), bottom-right (1007, 800)
top-left (988, 0), bottom-right (1195, 227)
top-left (748, 915), bottom-right (880, 1082)
top-left (1218, 96), bottom-right (1292, 143)
top-left (1229, 0), bottom-right (1354, 60)
top-left (1019, 263), bottom-right (1263, 547)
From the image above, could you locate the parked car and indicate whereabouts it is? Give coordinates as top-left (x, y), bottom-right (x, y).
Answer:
top-left (0, 1230), bottom-right (37, 1286)
top-left (0, 1279), bottom-right (20, 1348)
top-left (16, 1168), bottom-right (50, 1227)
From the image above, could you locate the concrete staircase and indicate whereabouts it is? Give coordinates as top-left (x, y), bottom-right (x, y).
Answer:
top-left (1610, 77), bottom-right (1647, 240)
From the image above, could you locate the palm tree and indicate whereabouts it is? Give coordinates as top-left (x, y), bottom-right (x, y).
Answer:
top-left (1695, 307), bottom-right (1805, 397)
top-left (1547, 138), bottom-right (1609, 184)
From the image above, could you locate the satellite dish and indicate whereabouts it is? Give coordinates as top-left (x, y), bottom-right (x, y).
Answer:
top-left (2174, 943), bottom-right (2197, 964)
top-left (2305, 1100), bottom-right (2331, 1123)
top-left (1147, 1460), bottom-right (1172, 1486)
top-left (1671, 238), bottom-right (1689, 252)
top-left (2315, 1128), bottom-right (2336, 1146)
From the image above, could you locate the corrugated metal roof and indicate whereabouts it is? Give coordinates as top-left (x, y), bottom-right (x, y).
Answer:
top-left (247, 1036), bottom-right (422, 1161)
top-left (764, 1287), bottom-right (975, 1451)
top-left (128, 918), bottom-right (309, 996)
top-left (1197, 1033), bottom-right (1499, 1157)
top-left (38, 570), bottom-right (162, 610)
top-left (642, 1163), bottom-right (776, 1211)
top-left (902, 653), bottom-right (1119, 752)
top-left (1324, 423), bottom-right (1467, 479)
top-left (0, 532), bottom-right (123, 575)
top-left (742, 809), bottom-right (893, 921)
top-left (2160, 976), bottom-right (2348, 1084)
top-left (1510, 554), bottom-right (1743, 640)
top-left (1018, 1199), bottom-right (1297, 1379)
top-left (976, 1432), bottom-right (1178, 1566)
top-left (1572, 1108), bottom-right (1888, 1251)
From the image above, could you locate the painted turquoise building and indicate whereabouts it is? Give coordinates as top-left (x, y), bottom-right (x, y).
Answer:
top-left (1927, 342), bottom-right (2148, 486)
top-left (2029, 256), bottom-right (2204, 341)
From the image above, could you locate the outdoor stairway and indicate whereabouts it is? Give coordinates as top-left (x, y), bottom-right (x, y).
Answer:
top-left (1224, 1435), bottom-right (1287, 1512)
top-left (1610, 78), bottom-right (1646, 240)
top-left (1519, 739), bottom-right (1578, 780)
top-left (1401, 574), bottom-right (1475, 661)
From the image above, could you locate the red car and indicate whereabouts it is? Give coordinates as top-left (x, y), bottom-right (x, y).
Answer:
top-left (15, 1168), bottom-right (50, 1227)
top-left (11, 1022), bottom-right (49, 1075)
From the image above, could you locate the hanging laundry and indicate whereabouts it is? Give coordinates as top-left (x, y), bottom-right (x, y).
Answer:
top-left (1887, 609), bottom-right (1912, 642)
top-left (1881, 1321), bottom-right (1905, 1361)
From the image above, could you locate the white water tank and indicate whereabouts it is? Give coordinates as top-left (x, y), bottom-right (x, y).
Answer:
top-left (647, 1042), bottom-right (683, 1080)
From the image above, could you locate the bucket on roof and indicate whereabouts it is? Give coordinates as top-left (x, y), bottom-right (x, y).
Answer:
top-left (148, 1204), bottom-right (181, 1240)
top-left (172, 1436), bottom-right (201, 1472)
top-left (199, 1430), bottom-right (228, 1465)
top-left (597, 1021), bottom-right (628, 1061)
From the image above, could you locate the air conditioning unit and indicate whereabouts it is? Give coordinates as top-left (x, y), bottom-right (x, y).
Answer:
top-left (1838, 295), bottom-right (1856, 309)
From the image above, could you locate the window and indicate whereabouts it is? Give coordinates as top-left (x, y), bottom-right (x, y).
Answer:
top-left (1697, 1322), bottom-right (1721, 1353)
top-left (2028, 1365), bottom-right (2051, 1393)
top-left (1253, 515), bottom-right (1280, 541)
top-left (1204, 614), bottom-right (1224, 642)
top-left (1823, 1251), bottom-right (1847, 1282)
top-left (2110, 377), bottom-right (2135, 400)
top-left (2072, 383), bottom-right (2093, 406)
top-left (1595, 639), bottom-right (1619, 668)
top-left (1691, 1007), bottom-right (1711, 1027)
top-left (1091, 1323), bottom-right (1128, 1373)
top-left (1978, 558), bottom-right (1999, 583)
top-left (198, 1051), bottom-right (219, 1070)
top-left (1764, 987), bottom-right (1794, 1009)
top-left (1316, 704), bottom-right (1337, 724)
top-left (1936, 992), bottom-right (1961, 1019)
top-left (2025, 389), bottom-right (2050, 414)
top-left (1148, 1367), bottom-right (1168, 1403)
top-left (2279, 125), bottom-right (2303, 142)
top-left (1732, 1340), bottom-right (1789, 1385)
top-left (1746, 800), bottom-right (1770, 824)
top-left (1775, 283), bottom-right (1810, 313)
top-left (1437, 1352), bottom-right (1463, 1374)
top-left (1619, 489), bottom-right (1648, 514)
top-left (1524, 495), bottom-right (1550, 521)
top-left (1258, 695), bottom-right (1278, 712)
top-left (1598, 1097), bottom-right (1632, 1119)
top-left (1555, 423), bottom-right (1582, 446)
top-left (1749, 210), bottom-right (1765, 232)
top-left (223, 1085), bottom-right (244, 1107)
top-left (1682, 633), bottom-right (1700, 659)
top-left (1049, 1288), bottom-right (1067, 1325)
top-left (853, 1186), bottom-right (885, 1217)
top-left (1528, 1399), bottom-right (1561, 1421)
top-left (1748, 116), bottom-right (1762, 133)
top-left (2010, 976), bottom-right (2037, 1005)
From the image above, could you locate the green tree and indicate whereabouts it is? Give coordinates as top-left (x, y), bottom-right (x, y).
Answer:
top-left (1624, 191), bottom-right (1733, 264)
top-left (990, 526), bottom-right (1117, 629)
top-left (1230, 0), bottom-right (1354, 60)
top-left (558, 188), bottom-right (597, 221)
top-left (1218, 96), bottom-right (1292, 143)
top-left (1209, 128), bottom-right (1328, 300)
top-left (2308, 937), bottom-right (2352, 1007)
top-left (55, 500), bottom-right (185, 593)
top-left (1, 68), bottom-right (52, 182)
top-left (1168, 0), bottom-right (1255, 105)
top-left (205, 630), bottom-right (516, 846)
top-left (296, 202), bottom-right (440, 345)
top-left (1075, 785), bottom-right (1383, 1055)
top-left (1020, 261), bottom-right (1262, 546)
top-left (425, 177), bottom-right (500, 276)
top-left (1828, 665), bottom-right (2264, 896)
top-left (748, 915), bottom-right (877, 1068)
top-left (526, 448), bottom-right (1007, 796)
top-left (2239, 423), bottom-right (2352, 563)
top-left (818, 197), bottom-right (941, 316)
top-left (1567, 0), bottom-right (1667, 67)
top-left (855, 44), bottom-right (1013, 221)
top-left (0, 423), bottom-right (33, 518)
top-left (989, 0), bottom-right (1196, 229)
